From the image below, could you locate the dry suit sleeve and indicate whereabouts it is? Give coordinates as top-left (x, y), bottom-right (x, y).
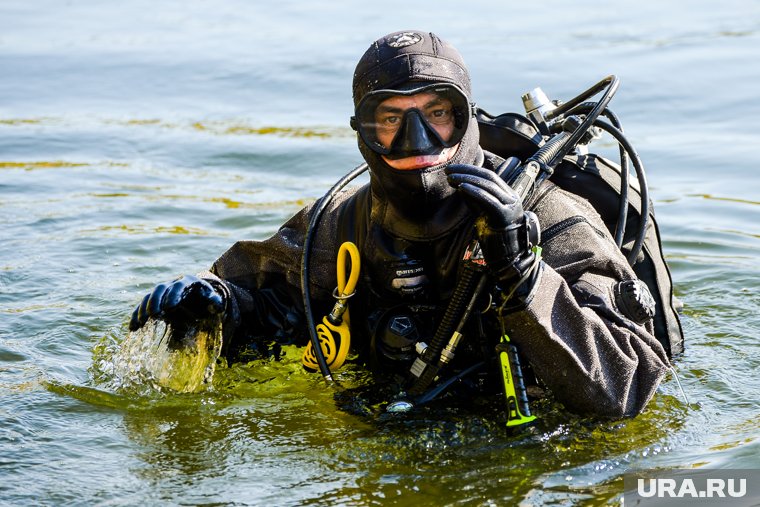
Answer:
top-left (504, 188), bottom-right (671, 418)
top-left (196, 203), bottom-right (313, 356)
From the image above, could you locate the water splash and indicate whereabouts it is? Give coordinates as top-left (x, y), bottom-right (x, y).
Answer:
top-left (102, 318), bottom-right (223, 394)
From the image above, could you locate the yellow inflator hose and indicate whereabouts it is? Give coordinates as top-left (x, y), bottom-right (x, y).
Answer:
top-left (302, 242), bottom-right (360, 372)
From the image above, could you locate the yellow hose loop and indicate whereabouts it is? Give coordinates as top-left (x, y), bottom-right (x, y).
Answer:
top-left (302, 242), bottom-right (360, 372)
top-left (337, 241), bottom-right (360, 298)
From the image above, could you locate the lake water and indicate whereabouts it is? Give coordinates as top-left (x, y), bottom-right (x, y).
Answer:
top-left (2, 1), bottom-right (759, 505)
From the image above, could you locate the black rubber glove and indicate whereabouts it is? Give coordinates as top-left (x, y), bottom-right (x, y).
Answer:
top-left (129, 275), bottom-right (226, 332)
top-left (445, 160), bottom-right (541, 295)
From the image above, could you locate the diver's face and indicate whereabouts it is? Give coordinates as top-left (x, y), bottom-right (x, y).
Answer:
top-left (374, 92), bottom-right (459, 170)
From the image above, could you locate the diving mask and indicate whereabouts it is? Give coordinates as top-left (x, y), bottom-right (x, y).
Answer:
top-left (351, 83), bottom-right (473, 160)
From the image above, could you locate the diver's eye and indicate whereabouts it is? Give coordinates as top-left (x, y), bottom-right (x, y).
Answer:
top-left (377, 115), bottom-right (401, 131)
top-left (427, 107), bottom-right (453, 124)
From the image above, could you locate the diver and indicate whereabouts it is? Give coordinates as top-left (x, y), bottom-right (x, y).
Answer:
top-left (129, 30), bottom-right (682, 418)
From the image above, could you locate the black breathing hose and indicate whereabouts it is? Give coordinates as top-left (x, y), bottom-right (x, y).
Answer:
top-left (530, 75), bottom-right (649, 264)
top-left (300, 162), bottom-right (368, 380)
top-left (596, 108), bottom-right (630, 247)
top-left (545, 75), bottom-right (620, 170)
top-left (545, 75), bottom-right (619, 123)
top-left (509, 131), bottom-right (571, 201)
top-left (530, 131), bottom-right (572, 168)
top-left (556, 102), bottom-right (630, 248)
top-left (591, 118), bottom-right (650, 264)
top-left (515, 76), bottom-right (621, 199)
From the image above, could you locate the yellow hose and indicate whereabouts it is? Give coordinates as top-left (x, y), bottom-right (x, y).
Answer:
top-left (302, 242), bottom-right (360, 372)
top-left (337, 242), bottom-right (360, 311)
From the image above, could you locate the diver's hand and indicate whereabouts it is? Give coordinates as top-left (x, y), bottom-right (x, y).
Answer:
top-left (129, 275), bottom-right (225, 331)
top-left (445, 162), bottom-right (540, 287)
top-left (446, 161), bottom-right (525, 229)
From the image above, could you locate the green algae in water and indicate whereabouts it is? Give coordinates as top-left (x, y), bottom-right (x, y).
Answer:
top-left (103, 318), bottom-right (223, 394)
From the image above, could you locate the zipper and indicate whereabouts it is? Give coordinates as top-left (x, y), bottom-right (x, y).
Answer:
top-left (542, 215), bottom-right (607, 243)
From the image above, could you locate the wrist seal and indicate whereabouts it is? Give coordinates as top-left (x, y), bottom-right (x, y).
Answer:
top-left (481, 211), bottom-right (541, 284)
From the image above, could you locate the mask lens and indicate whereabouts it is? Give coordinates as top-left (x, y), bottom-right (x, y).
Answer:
top-left (354, 84), bottom-right (470, 156)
